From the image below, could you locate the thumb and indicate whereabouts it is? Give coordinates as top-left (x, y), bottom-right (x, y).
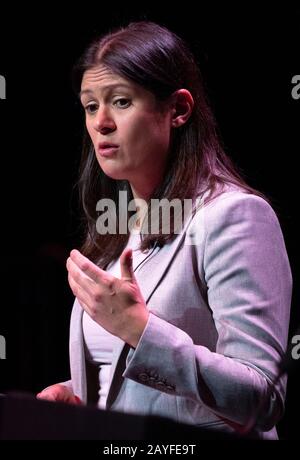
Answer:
top-left (120, 248), bottom-right (135, 281)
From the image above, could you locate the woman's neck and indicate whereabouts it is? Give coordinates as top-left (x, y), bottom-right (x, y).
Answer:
top-left (129, 185), bottom-right (150, 232)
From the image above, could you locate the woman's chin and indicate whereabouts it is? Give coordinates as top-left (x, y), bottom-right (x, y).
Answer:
top-left (101, 168), bottom-right (130, 181)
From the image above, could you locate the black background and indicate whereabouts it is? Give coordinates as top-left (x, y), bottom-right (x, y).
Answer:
top-left (0, 3), bottom-right (299, 439)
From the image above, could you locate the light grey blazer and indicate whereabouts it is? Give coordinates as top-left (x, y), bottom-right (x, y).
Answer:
top-left (64, 188), bottom-right (292, 439)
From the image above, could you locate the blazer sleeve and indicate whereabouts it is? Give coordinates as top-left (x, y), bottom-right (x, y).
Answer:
top-left (123, 192), bottom-right (293, 430)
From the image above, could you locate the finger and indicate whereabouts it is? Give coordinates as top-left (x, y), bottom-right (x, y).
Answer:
top-left (74, 396), bottom-right (83, 405)
top-left (67, 257), bottom-right (96, 292)
top-left (70, 249), bottom-right (106, 283)
top-left (68, 273), bottom-right (93, 315)
top-left (68, 258), bottom-right (114, 305)
top-left (37, 393), bottom-right (56, 401)
top-left (120, 248), bottom-right (135, 281)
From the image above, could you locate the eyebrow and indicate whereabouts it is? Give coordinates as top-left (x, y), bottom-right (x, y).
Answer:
top-left (79, 83), bottom-right (132, 98)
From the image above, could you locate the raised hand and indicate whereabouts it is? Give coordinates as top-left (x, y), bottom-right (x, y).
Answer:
top-left (66, 248), bottom-right (149, 348)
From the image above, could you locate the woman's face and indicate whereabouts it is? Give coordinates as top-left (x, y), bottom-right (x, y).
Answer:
top-left (80, 66), bottom-right (173, 198)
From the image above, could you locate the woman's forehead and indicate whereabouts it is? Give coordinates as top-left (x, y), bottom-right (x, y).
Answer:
top-left (81, 66), bottom-right (130, 91)
top-left (80, 65), bottom-right (157, 105)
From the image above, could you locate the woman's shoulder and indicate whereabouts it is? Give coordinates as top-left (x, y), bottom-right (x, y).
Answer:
top-left (195, 183), bottom-right (278, 229)
top-left (201, 183), bottom-right (271, 211)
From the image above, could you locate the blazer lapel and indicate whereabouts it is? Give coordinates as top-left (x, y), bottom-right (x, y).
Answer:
top-left (106, 213), bottom-right (195, 409)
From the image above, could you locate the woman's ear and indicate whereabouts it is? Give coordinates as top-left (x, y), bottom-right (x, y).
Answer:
top-left (170, 89), bottom-right (194, 128)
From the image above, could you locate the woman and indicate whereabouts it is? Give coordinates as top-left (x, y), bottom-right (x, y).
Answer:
top-left (37, 21), bottom-right (292, 439)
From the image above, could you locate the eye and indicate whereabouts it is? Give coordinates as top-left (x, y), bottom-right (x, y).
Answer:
top-left (84, 103), bottom-right (98, 114)
top-left (113, 98), bottom-right (131, 109)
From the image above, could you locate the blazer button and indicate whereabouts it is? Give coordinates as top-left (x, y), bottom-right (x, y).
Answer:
top-left (166, 384), bottom-right (175, 391)
top-left (138, 373), bottom-right (149, 382)
top-left (156, 381), bottom-right (166, 388)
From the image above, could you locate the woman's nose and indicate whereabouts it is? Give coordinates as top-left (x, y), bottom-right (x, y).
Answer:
top-left (93, 108), bottom-right (116, 134)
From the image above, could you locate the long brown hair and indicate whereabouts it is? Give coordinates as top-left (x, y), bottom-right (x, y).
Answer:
top-left (72, 21), bottom-right (266, 268)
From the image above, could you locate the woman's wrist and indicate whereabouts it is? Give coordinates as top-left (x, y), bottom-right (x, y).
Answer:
top-left (122, 309), bottom-right (150, 348)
